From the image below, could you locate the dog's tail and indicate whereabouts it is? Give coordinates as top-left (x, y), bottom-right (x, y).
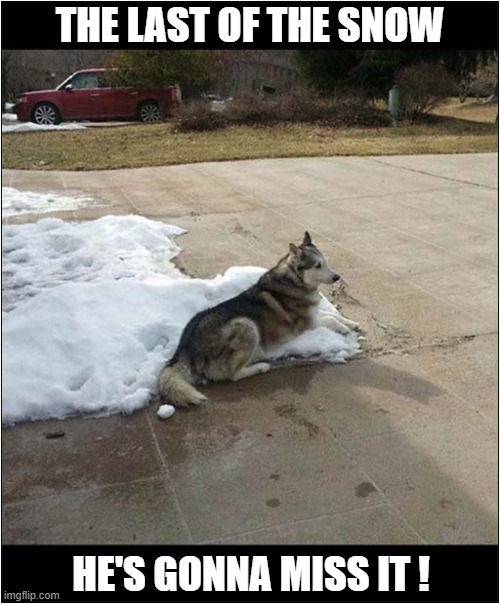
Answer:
top-left (158, 360), bottom-right (207, 407)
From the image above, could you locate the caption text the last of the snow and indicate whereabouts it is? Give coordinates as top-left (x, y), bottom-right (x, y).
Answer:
top-left (55, 6), bottom-right (444, 44)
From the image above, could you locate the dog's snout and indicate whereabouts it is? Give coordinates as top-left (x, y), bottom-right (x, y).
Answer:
top-left (332, 273), bottom-right (341, 283)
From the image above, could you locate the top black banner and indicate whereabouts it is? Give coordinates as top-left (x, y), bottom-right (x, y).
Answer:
top-left (1, 1), bottom-right (499, 50)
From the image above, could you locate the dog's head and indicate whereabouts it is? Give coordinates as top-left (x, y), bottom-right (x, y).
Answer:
top-left (288, 231), bottom-right (342, 287)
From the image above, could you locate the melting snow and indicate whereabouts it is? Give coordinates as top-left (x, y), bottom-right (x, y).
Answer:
top-left (2, 197), bottom-right (361, 425)
top-left (2, 187), bottom-right (98, 217)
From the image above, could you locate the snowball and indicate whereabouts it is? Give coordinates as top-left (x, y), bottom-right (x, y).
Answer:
top-left (157, 404), bottom-right (176, 420)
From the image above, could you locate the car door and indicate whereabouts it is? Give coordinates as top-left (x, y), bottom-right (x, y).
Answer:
top-left (59, 72), bottom-right (106, 119)
top-left (106, 87), bottom-right (141, 119)
top-left (97, 72), bottom-right (137, 120)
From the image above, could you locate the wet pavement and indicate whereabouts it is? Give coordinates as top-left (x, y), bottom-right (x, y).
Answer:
top-left (2, 153), bottom-right (497, 544)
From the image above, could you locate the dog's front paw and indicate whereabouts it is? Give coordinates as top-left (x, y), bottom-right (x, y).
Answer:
top-left (336, 325), bottom-right (351, 335)
top-left (342, 318), bottom-right (360, 331)
top-left (255, 362), bottom-right (271, 374)
top-left (318, 315), bottom-right (349, 333)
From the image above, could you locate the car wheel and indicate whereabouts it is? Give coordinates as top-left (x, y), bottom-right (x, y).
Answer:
top-left (137, 101), bottom-right (162, 123)
top-left (32, 103), bottom-right (61, 126)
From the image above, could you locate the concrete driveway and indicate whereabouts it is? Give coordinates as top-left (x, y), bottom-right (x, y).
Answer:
top-left (2, 153), bottom-right (497, 544)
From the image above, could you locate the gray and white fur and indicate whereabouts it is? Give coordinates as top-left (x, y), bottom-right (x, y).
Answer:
top-left (158, 231), bottom-right (358, 407)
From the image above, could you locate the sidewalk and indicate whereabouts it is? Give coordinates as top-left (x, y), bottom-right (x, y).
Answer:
top-left (2, 154), bottom-right (497, 544)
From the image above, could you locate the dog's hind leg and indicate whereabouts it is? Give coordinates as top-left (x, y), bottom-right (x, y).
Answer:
top-left (229, 319), bottom-right (271, 380)
top-left (232, 361), bottom-right (270, 381)
top-left (206, 317), bottom-right (270, 382)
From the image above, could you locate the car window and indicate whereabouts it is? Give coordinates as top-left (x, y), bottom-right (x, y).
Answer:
top-left (98, 74), bottom-right (111, 88)
top-left (69, 73), bottom-right (100, 90)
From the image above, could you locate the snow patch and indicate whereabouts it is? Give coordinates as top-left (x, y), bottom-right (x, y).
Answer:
top-left (2, 120), bottom-right (86, 133)
top-left (2, 202), bottom-right (361, 426)
top-left (2, 187), bottom-right (98, 217)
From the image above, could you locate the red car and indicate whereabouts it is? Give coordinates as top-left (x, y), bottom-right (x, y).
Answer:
top-left (14, 68), bottom-right (182, 125)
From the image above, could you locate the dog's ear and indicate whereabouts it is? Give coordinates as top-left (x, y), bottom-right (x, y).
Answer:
top-left (289, 242), bottom-right (299, 256)
top-left (302, 231), bottom-right (312, 246)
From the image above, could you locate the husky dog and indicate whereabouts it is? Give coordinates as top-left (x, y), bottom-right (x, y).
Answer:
top-left (158, 232), bottom-right (358, 407)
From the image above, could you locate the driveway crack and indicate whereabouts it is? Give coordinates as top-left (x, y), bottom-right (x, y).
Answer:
top-left (367, 157), bottom-right (498, 191)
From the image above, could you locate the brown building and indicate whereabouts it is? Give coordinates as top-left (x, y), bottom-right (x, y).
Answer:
top-left (220, 50), bottom-right (298, 98)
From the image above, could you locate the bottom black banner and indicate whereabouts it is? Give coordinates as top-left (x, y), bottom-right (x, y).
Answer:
top-left (1, 545), bottom-right (498, 603)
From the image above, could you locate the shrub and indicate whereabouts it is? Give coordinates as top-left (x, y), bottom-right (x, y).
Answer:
top-left (276, 87), bottom-right (333, 122)
top-left (395, 63), bottom-right (455, 119)
top-left (226, 93), bottom-right (278, 125)
top-left (175, 89), bottom-right (392, 132)
top-left (469, 58), bottom-right (499, 99)
top-left (326, 102), bottom-right (392, 128)
top-left (174, 101), bottom-right (227, 132)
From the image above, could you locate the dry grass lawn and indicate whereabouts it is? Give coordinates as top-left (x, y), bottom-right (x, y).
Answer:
top-left (2, 98), bottom-right (497, 171)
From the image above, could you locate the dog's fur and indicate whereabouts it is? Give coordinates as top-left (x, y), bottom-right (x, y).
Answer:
top-left (158, 232), bottom-right (358, 407)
